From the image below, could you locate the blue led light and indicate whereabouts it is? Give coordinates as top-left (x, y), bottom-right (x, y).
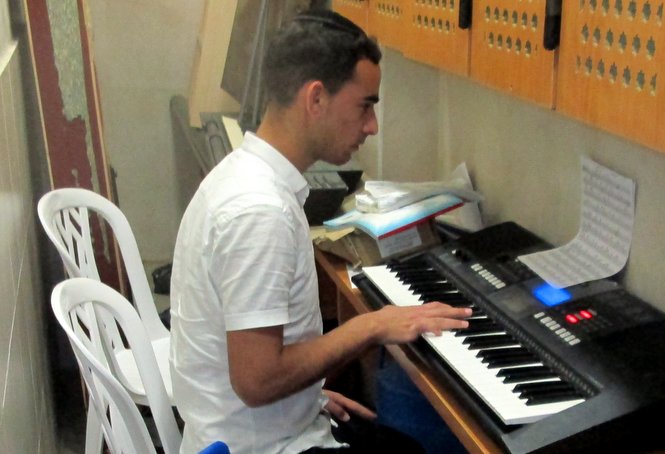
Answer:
top-left (533, 283), bottom-right (572, 307)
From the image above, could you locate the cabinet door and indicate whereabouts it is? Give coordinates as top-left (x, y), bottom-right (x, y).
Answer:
top-left (556, 0), bottom-right (665, 151)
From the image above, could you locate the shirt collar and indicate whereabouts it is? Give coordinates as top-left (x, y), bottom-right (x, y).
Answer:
top-left (241, 132), bottom-right (309, 207)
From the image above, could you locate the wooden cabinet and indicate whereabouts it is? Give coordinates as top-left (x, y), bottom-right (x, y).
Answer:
top-left (334, 0), bottom-right (665, 153)
top-left (556, 0), bottom-right (665, 151)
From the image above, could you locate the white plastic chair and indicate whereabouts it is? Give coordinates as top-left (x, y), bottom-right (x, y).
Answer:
top-left (51, 278), bottom-right (181, 454)
top-left (37, 188), bottom-right (172, 453)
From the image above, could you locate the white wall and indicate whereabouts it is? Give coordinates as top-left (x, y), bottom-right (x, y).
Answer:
top-left (0, 6), bottom-right (57, 450)
top-left (87, 0), bottom-right (206, 264)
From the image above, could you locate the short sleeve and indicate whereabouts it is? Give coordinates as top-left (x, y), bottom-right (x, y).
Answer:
top-left (210, 204), bottom-right (297, 331)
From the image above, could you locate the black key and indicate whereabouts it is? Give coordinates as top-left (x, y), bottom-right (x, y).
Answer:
top-left (525, 391), bottom-right (585, 405)
top-left (395, 271), bottom-right (440, 281)
top-left (456, 318), bottom-right (504, 336)
top-left (417, 289), bottom-right (464, 298)
top-left (404, 279), bottom-right (447, 288)
top-left (417, 291), bottom-right (464, 299)
top-left (397, 271), bottom-right (444, 279)
top-left (477, 348), bottom-right (538, 368)
top-left (477, 347), bottom-right (532, 360)
top-left (409, 282), bottom-right (456, 292)
top-left (515, 381), bottom-right (584, 405)
top-left (486, 355), bottom-right (538, 368)
top-left (513, 380), bottom-right (574, 394)
top-left (467, 318), bottom-right (498, 328)
top-left (391, 269), bottom-right (428, 278)
top-left (408, 278), bottom-right (453, 287)
top-left (419, 293), bottom-right (470, 305)
top-left (463, 334), bottom-right (518, 350)
top-left (497, 366), bottom-right (559, 383)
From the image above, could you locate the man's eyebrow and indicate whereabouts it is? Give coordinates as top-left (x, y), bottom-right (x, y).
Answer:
top-left (365, 95), bottom-right (380, 104)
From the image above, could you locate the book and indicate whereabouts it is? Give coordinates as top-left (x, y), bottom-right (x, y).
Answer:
top-left (324, 193), bottom-right (463, 239)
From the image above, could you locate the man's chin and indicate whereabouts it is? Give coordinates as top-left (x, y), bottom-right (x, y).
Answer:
top-left (344, 146), bottom-right (360, 160)
top-left (322, 154), bottom-right (353, 166)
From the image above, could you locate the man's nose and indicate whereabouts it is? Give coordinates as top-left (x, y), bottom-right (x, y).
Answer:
top-left (364, 110), bottom-right (379, 135)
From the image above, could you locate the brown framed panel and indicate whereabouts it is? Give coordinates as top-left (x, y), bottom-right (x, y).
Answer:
top-left (402, 0), bottom-right (471, 75)
top-left (333, 0), bottom-right (371, 31)
top-left (368, 1), bottom-right (408, 51)
top-left (25, 0), bottom-right (124, 292)
top-left (556, 0), bottom-right (664, 152)
top-left (470, 0), bottom-right (558, 107)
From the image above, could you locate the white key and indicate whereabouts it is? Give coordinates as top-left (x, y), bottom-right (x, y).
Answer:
top-left (362, 265), bottom-right (585, 425)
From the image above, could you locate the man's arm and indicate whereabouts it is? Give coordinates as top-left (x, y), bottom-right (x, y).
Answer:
top-left (227, 302), bottom-right (471, 407)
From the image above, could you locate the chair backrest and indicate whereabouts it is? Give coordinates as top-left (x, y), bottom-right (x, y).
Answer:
top-left (51, 277), bottom-right (181, 454)
top-left (37, 188), bottom-right (167, 339)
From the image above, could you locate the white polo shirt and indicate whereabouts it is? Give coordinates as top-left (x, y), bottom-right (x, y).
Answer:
top-left (169, 133), bottom-right (341, 453)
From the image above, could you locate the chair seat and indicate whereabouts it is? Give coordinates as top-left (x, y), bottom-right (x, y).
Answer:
top-left (116, 336), bottom-right (173, 404)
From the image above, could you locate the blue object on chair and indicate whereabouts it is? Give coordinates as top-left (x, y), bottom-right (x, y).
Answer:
top-left (199, 441), bottom-right (230, 454)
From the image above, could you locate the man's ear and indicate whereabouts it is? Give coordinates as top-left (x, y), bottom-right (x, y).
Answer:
top-left (302, 80), bottom-right (327, 117)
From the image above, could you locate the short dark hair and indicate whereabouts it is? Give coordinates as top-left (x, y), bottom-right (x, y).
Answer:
top-left (262, 9), bottom-right (382, 107)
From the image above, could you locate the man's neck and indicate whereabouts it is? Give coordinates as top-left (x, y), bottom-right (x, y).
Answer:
top-left (257, 100), bottom-right (322, 173)
top-left (256, 107), bottom-right (315, 173)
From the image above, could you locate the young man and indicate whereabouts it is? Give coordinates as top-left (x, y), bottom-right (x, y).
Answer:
top-left (169, 9), bottom-right (471, 454)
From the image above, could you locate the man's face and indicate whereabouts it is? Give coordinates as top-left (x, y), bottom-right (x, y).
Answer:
top-left (315, 59), bottom-right (381, 165)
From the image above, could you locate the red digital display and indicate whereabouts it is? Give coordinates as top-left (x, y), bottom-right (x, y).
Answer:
top-left (579, 310), bottom-right (593, 319)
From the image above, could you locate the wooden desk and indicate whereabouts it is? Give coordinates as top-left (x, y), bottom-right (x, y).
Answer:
top-left (315, 248), bottom-right (503, 454)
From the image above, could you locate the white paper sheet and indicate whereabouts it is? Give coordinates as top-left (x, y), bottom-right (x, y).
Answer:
top-left (436, 162), bottom-right (484, 232)
top-left (518, 157), bottom-right (636, 289)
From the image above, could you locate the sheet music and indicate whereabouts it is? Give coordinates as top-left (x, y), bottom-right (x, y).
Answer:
top-left (518, 157), bottom-right (636, 289)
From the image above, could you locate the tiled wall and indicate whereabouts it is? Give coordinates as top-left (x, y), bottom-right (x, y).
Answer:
top-left (0, 40), bottom-right (57, 453)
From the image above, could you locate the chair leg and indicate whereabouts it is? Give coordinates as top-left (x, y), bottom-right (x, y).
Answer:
top-left (85, 406), bottom-right (104, 454)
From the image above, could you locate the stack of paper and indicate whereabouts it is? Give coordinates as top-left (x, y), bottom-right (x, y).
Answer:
top-left (356, 180), bottom-right (480, 213)
top-left (324, 193), bottom-right (463, 239)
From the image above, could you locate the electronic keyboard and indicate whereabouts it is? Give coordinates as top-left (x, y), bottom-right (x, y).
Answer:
top-left (352, 222), bottom-right (665, 453)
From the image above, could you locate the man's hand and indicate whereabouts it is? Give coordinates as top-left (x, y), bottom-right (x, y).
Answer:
top-left (227, 302), bottom-right (470, 408)
top-left (368, 302), bottom-right (471, 344)
top-left (323, 389), bottom-right (377, 422)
